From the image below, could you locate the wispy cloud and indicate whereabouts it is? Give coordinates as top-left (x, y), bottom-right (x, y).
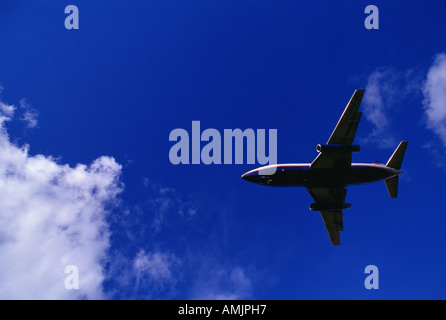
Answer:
top-left (361, 68), bottom-right (400, 148)
top-left (191, 265), bottom-right (253, 300)
top-left (422, 53), bottom-right (446, 146)
top-left (19, 98), bottom-right (39, 128)
top-left (131, 249), bottom-right (181, 298)
top-left (133, 249), bottom-right (178, 283)
top-left (142, 179), bottom-right (199, 233)
top-left (0, 99), bottom-right (14, 125)
top-left (0, 97), bottom-right (123, 299)
top-left (361, 52), bottom-right (446, 167)
top-left (360, 66), bottom-right (424, 149)
top-left (420, 53), bottom-right (446, 168)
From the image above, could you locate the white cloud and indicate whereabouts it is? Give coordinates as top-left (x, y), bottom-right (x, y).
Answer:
top-left (191, 266), bottom-right (252, 300)
top-left (19, 99), bottom-right (39, 128)
top-left (362, 69), bottom-right (399, 148)
top-left (422, 53), bottom-right (446, 146)
top-left (133, 249), bottom-right (177, 282)
top-left (0, 94), bottom-right (253, 300)
top-left (132, 249), bottom-right (179, 293)
top-left (0, 101), bottom-right (122, 299)
top-left (361, 66), bottom-right (424, 149)
top-left (143, 180), bottom-right (199, 233)
top-left (0, 100), bottom-right (14, 124)
top-left (104, 249), bottom-right (180, 299)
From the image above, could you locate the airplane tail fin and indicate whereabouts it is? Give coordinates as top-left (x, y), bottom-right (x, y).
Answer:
top-left (386, 141), bottom-right (408, 170)
top-left (384, 141), bottom-right (408, 198)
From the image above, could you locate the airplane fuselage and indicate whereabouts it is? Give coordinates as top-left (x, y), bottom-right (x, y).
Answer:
top-left (241, 163), bottom-right (401, 188)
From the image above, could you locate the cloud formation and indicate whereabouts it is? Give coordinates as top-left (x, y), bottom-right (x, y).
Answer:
top-left (0, 100), bottom-right (122, 299)
top-left (19, 98), bottom-right (39, 129)
top-left (362, 68), bottom-right (400, 148)
top-left (131, 249), bottom-right (180, 298)
top-left (141, 179), bottom-right (198, 233)
top-left (191, 265), bottom-right (253, 300)
top-left (422, 53), bottom-right (446, 146)
top-left (0, 95), bottom-right (255, 300)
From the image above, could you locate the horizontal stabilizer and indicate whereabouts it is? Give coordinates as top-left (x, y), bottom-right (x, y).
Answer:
top-left (385, 176), bottom-right (399, 198)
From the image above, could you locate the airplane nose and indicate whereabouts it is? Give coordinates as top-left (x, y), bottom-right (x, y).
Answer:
top-left (242, 166), bottom-right (277, 183)
top-left (241, 172), bottom-right (250, 181)
top-left (241, 170), bottom-right (256, 182)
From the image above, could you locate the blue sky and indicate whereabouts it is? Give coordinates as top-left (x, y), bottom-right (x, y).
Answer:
top-left (0, 0), bottom-right (445, 299)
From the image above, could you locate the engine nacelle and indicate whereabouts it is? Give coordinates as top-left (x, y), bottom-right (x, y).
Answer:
top-left (316, 144), bottom-right (360, 153)
top-left (309, 202), bottom-right (351, 211)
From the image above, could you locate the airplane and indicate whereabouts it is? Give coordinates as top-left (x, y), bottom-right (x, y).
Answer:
top-left (241, 89), bottom-right (408, 246)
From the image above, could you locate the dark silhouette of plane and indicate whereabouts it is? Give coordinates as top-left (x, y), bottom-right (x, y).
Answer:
top-left (242, 89), bottom-right (408, 245)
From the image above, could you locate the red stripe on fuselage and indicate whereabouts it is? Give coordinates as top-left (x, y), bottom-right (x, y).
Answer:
top-left (241, 164), bottom-right (309, 177)
top-left (351, 163), bottom-right (396, 175)
top-left (242, 163), bottom-right (396, 177)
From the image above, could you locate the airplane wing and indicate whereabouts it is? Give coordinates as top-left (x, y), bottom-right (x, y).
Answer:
top-left (311, 89), bottom-right (365, 169)
top-left (320, 210), bottom-right (343, 246)
top-left (307, 187), bottom-right (347, 246)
